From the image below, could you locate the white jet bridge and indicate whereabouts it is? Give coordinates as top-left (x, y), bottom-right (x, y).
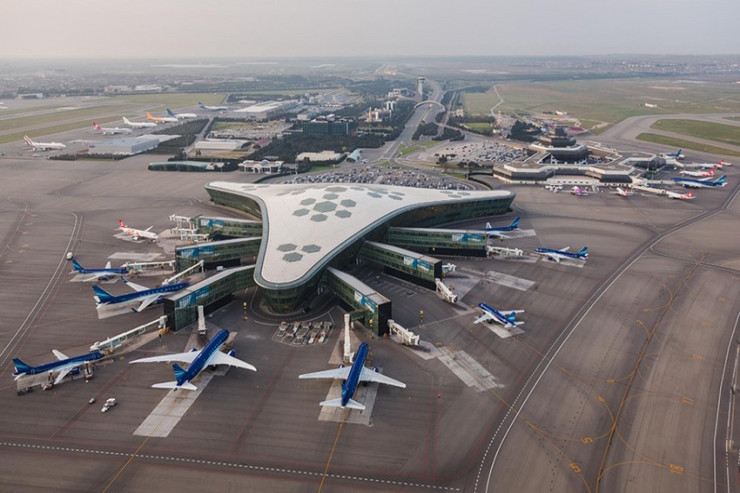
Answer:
top-left (435, 278), bottom-right (458, 304)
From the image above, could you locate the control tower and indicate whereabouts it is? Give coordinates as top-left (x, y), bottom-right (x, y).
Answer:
top-left (416, 77), bottom-right (425, 101)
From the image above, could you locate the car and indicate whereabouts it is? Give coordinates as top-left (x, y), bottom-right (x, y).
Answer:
top-left (101, 397), bottom-right (117, 413)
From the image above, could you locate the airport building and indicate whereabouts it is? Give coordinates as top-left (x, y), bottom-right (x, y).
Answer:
top-left (201, 181), bottom-right (514, 328)
top-left (88, 136), bottom-right (160, 156)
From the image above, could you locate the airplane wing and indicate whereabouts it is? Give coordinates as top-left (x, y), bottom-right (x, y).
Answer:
top-left (54, 367), bottom-right (73, 385)
top-left (135, 294), bottom-right (159, 312)
top-left (130, 351), bottom-right (200, 365)
top-left (123, 279), bottom-right (149, 292)
top-left (500, 310), bottom-right (525, 316)
top-left (82, 272), bottom-right (107, 283)
top-left (104, 261), bottom-right (112, 269)
top-left (359, 367), bottom-right (406, 388)
top-left (145, 226), bottom-right (154, 232)
top-left (52, 349), bottom-right (69, 360)
top-left (210, 351), bottom-right (257, 371)
top-left (473, 312), bottom-right (494, 324)
top-left (298, 367), bottom-right (352, 380)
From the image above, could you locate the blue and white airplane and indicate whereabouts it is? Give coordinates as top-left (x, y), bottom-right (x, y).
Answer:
top-left (535, 246), bottom-right (589, 263)
top-left (474, 302), bottom-right (525, 328)
top-left (672, 175), bottom-right (727, 189)
top-left (13, 349), bottom-right (105, 385)
top-left (198, 101), bottom-right (228, 111)
top-left (661, 148), bottom-right (684, 160)
top-left (167, 108), bottom-right (197, 119)
top-left (71, 258), bottom-right (128, 282)
top-left (484, 216), bottom-right (520, 238)
top-left (93, 278), bottom-right (189, 312)
top-left (130, 329), bottom-right (255, 390)
top-left (299, 342), bottom-right (406, 410)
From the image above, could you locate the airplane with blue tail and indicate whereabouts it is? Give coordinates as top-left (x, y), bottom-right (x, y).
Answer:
top-left (535, 246), bottom-right (589, 263)
top-left (129, 329), bottom-right (255, 390)
top-left (661, 148), bottom-right (684, 160)
top-left (13, 349), bottom-right (105, 385)
top-left (71, 258), bottom-right (128, 282)
top-left (93, 278), bottom-right (189, 312)
top-left (299, 342), bottom-right (406, 410)
top-left (672, 175), bottom-right (726, 189)
top-left (167, 108), bottom-right (197, 119)
top-left (484, 216), bottom-right (520, 239)
top-left (474, 302), bottom-right (525, 328)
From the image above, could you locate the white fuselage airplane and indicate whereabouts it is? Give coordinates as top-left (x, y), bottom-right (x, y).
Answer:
top-left (613, 187), bottom-right (634, 197)
top-left (123, 117), bottom-right (157, 128)
top-left (93, 122), bottom-right (132, 135)
top-left (474, 302), bottom-right (525, 328)
top-left (666, 190), bottom-right (695, 200)
top-left (146, 112), bottom-right (178, 123)
top-left (167, 108), bottom-right (196, 119)
top-left (118, 219), bottom-right (159, 242)
top-left (130, 329), bottom-right (255, 390)
top-left (23, 135), bottom-right (66, 151)
top-left (198, 101), bottom-right (228, 111)
top-left (679, 167), bottom-right (715, 178)
top-left (535, 246), bottom-right (589, 263)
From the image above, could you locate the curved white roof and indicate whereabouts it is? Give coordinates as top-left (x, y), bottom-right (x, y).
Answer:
top-left (206, 182), bottom-right (513, 289)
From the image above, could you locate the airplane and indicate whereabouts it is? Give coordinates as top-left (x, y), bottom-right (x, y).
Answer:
top-left (122, 116), bottom-right (157, 128)
top-left (534, 246), bottom-right (589, 263)
top-left (118, 219), bottom-right (159, 242)
top-left (71, 258), bottom-right (128, 282)
top-left (661, 149), bottom-right (684, 160)
top-left (93, 278), bottom-right (189, 312)
top-left (23, 135), bottom-right (66, 151)
top-left (666, 190), bottom-right (695, 200)
top-left (198, 101), bottom-right (229, 111)
top-left (129, 329), bottom-right (256, 390)
top-left (167, 108), bottom-right (197, 119)
top-left (672, 175), bottom-right (727, 189)
top-left (298, 342), bottom-right (406, 410)
top-left (679, 167), bottom-right (715, 178)
top-left (473, 302), bottom-right (525, 328)
top-left (146, 111), bottom-right (178, 124)
top-left (612, 187), bottom-right (634, 197)
top-left (13, 349), bottom-right (105, 385)
top-left (690, 159), bottom-right (730, 170)
top-left (484, 216), bottom-right (520, 238)
top-left (93, 122), bottom-right (132, 135)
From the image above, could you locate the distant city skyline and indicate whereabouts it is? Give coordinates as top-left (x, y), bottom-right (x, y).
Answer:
top-left (4, 0), bottom-right (739, 59)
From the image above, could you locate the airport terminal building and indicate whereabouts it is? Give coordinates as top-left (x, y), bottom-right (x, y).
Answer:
top-left (201, 182), bottom-right (514, 321)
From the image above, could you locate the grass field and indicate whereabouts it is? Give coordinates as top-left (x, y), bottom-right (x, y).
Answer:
top-left (0, 105), bottom-right (138, 132)
top-left (636, 133), bottom-right (740, 157)
top-left (114, 93), bottom-right (227, 109)
top-left (0, 105), bottom-right (67, 117)
top-left (460, 122), bottom-right (493, 133)
top-left (651, 119), bottom-right (740, 146)
top-left (462, 79), bottom-right (740, 132)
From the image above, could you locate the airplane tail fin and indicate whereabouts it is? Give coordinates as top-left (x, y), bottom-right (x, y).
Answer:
top-left (320, 398), bottom-right (365, 410)
top-left (173, 363), bottom-right (187, 381)
top-left (93, 122), bottom-right (101, 130)
top-left (123, 117), bottom-right (130, 124)
top-left (12, 358), bottom-right (32, 376)
top-left (485, 222), bottom-right (492, 229)
top-left (510, 217), bottom-right (520, 229)
top-left (118, 219), bottom-right (126, 228)
top-left (152, 381), bottom-right (197, 391)
top-left (578, 246), bottom-right (589, 257)
top-left (71, 258), bottom-right (83, 272)
top-left (167, 109), bottom-right (176, 118)
top-left (687, 192), bottom-right (693, 198)
top-left (92, 285), bottom-right (115, 303)
top-left (717, 175), bottom-right (726, 184)
top-left (23, 135), bottom-right (33, 146)
top-left (146, 112), bottom-right (155, 120)
top-left (505, 312), bottom-right (517, 324)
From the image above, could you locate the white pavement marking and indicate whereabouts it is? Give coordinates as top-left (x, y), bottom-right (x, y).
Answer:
top-left (484, 271), bottom-right (535, 291)
top-left (438, 348), bottom-right (504, 392)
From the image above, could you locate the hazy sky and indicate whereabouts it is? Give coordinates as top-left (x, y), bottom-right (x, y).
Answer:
top-left (3, 0), bottom-right (739, 59)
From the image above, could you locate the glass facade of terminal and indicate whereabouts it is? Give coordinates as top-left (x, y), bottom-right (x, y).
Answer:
top-left (164, 265), bottom-right (256, 331)
top-left (322, 267), bottom-right (391, 336)
top-left (358, 241), bottom-right (441, 287)
top-left (196, 215), bottom-right (263, 238)
top-left (384, 228), bottom-right (488, 256)
top-left (175, 238), bottom-right (262, 271)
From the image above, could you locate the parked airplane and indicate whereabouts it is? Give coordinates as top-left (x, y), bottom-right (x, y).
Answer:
top-left (199, 101), bottom-right (228, 111)
top-left (123, 116), bottom-right (157, 128)
top-left (680, 167), bottom-right (715, 178)
top-left (672, 175), bottom-right (727, 189)
top-left (661, 149), bottom-right (684, 160)
top-left (13, 349), bottom-right (105, 385)
top-left (299, 342), bottom-right (406, 410)
top-left (612, 187), bottom-right (634, 197)
top-left (93, 278), bottom-right (189, 312)
top-left (130, 329), bottom-right (255, 390)
top-left (167, 108), bottom-right (197, 119)
top-left (71, 258), bottom-right (128, 282)
top-left (666, 190), bottom-right (695, 200)
top-left (146, 111), bottom-right (178, 124)
top-left (473, 302), bottom-right (525, 328)
top-left (691, 159), bottom-right (730, 170)
top-left (118, 219), bottom-right (159, 242)
top-left (23, 135), bottom-right (66, 151)
top-left (535, 246), bottom-right (589, 263)
top-left (484, 216), bottom-right (520, 238)
top-left (93, 122), bottom-right (132, 135)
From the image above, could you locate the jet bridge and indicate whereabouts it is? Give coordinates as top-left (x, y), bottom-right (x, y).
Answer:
top-left (384, 227), bottom-right (488, 257)
top-left (323, 267), bottom-right (391, 336)
top-left (175, 238), bottom-right (261, 271)
top-left (358, 241), bottom-right (441, 289)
